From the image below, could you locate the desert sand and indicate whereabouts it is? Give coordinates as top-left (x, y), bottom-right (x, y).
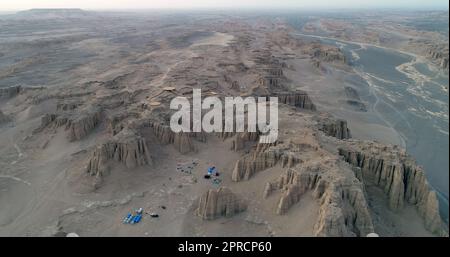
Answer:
top-left (0, 9), bottom-right (448, 237)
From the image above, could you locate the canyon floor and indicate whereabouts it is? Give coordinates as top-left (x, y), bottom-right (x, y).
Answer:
top-left (0, 9), bottom-right (448, 237)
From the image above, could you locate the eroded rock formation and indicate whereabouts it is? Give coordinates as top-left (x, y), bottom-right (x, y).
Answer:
top-left (338, 143), bottom-right (446, 235)
top-left (33, 108), bottom-right (102, 141)
top-left (313, 181), bottom-right (374, 237)
top-left (33, 113), bottom-right (68, 133)
top-left (66, 109), bottom-right (102, 141)
top-left (318, 118), bottom-right (351, 139)
top-left (264, 164), bottom-right (374, 237)
top-left (258, 75), bottom-right (282, 88)
top-left (0, 110), bottom-right (10, 124)
top-left (149, 122), bottom-right (196, 154)
top-left (230, 132), bottom-right (260, 151)
top-left (0, 85), bottom-right (21, 99)
top-left (195, 187), bottom-right (247, 220)
top-left (426, 46), bottom-right (449, 71)
top-left (307, 43), bottom-right (346, 63)
top-left (30, 90), bottom-right (93, 105)
top-left (344, 86), bottom-right (367, 112)
top-left (56, 101), bottom-right (82, 111)
top-left (232, 143), bottom-right (301, 182)
top-left (85, 129), bottom-right (152, 178)
top-left (273, 92), bottom-right (316, 111)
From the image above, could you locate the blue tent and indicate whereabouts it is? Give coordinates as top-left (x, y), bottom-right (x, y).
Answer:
top-left (207, 166), bottom-right (216, 174)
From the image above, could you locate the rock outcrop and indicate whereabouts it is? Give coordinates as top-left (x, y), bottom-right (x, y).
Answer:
top-left (338, 143), bottom-right (446, 235)
top-left (232, 148), bottom-right (281, 182)
top-left (56, 101), bottom-right (82, 111)
top-left (230, 132), bottom-right (260, 151)
top-left (426, 46), bottom-right (449, 71)
top-left (66, 109), bottom-right (102, 141)
top-left (0, 85), bottom-right (21, 99)
top-left (38, 113), bottom-right (58, 128)
top-left (33, 113), bottom-right (68, 133)
top-left (318, 118), bottom-right (351, 139)
top-left (264, 169), bottom-right (321, 214)
top-left (150, 122), bottom-right (174, 145)
top-left (107, 113), bottom-right (139, 136)
top-left (258, 75), bottom-right (282, 89)
top-left (264, 164), bottom-right (374, 237)
top-left (307, 43), bottom-right (346, 63)
top-left (149, 122), bottom-right (196, 154)
top-left (273, 92), bottom-right (316, 111)
top-left (344, 86), bottom-right (367, 112)
top-left (255, 55), bottom-right (286, 90)
top-left (33, 108), bottom-right (102, 141)
top-left (232, 144), bottom-right (300, 182)
top-left (0, 110), bottom-right (10, 124)
top-left (346, 100), bottom-right (367, 112)
top-left (344, 86), bottom-right (360, 100)
top-left (195, 187), bottom-right (247, 220)
top-left (173, 133), bottom-right (195, 154)
top-left (313, 182), bottom-right (374, 237)
top-left (31, 90), bottom-right (93, 105)
top-left (85, 129), bottom-right (152, 178)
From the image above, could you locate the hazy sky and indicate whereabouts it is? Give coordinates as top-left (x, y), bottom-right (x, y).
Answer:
top-left (1, 0), bottom-right (449, 11)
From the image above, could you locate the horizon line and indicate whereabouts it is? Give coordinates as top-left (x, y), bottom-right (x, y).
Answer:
top-left (1, 6), bottom-right (449, 12)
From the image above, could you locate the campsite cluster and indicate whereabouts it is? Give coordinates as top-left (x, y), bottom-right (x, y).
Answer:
top-left (177, 160), bottom-right (222, 186)
top-left (122, 163), bottom-right (223, 225)
top-left (123, 207), bottom-right (163, 225)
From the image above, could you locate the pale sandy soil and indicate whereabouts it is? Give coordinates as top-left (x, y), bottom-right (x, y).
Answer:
top-left (191, 32), bottom-right (235, 47)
